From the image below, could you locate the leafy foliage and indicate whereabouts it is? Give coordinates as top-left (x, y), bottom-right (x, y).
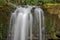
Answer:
top-left (42, 0), bottom-right (55, 3)
top-left (0, 0), bottom-right (5, 5)
top-left (45, 13), bottom-right (56, 39)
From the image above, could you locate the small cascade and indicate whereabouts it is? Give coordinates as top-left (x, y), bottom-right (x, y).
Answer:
top-left (7, 5), bottom-right (45, 40)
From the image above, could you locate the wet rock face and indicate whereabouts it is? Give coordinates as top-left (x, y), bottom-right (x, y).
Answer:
top-left (43, 4), bottom-right (60, 18)
top-left (44, 5), bottom-right (60, 24)
top-left (43, 4), bottom-right (60, 39)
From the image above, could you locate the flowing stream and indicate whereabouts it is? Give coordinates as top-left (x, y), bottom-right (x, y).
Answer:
top-left (7, 5), bottom-right (45, 40)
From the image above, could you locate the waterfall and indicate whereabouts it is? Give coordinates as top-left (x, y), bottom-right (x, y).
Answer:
top-left (7, 5), bottom-right (45, 40)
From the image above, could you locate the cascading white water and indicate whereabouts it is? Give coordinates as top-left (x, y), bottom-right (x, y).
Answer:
top-left (34, 7), bottom-right (45, 40)
top-left (7, 5), bottom-right (45, 40)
